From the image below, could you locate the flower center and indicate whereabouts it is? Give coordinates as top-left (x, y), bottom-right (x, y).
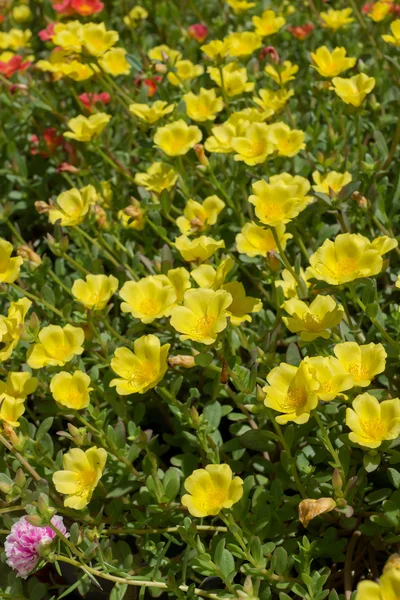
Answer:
top-left (139, 298), bottom-right (161, 316)
top-left (281, 387), bottom-right (307, 411)
top-left (360, 418), bottom-right (387, 440)
top-left (126, 361), bottom-right (157, 389)
top-left (191, 315), bottom-right (216, 337)
top-left (303, 313), bottom-right (322, 329)
top-left (347, 362), bottom-right (369, 382)
top-left (199, 487), bottom-right (226, 512)
top-left (336, 257), bottom-right (358, 275)
top-left (76, 469), bottom-right (97, 498)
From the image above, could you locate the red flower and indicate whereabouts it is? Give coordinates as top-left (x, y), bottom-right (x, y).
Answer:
top-left (71, 0), bottom-right (104, 16)
top-left (0, 15), bottom-right (5, 23)
top-left (78, 92), bottom-right (111, 110)
top-left (51, 0), bottom-right (75, 15)
top-left (188, 24), bottom-right (208, 43)
top-left (38, 23), bottom-right (56, 42)
top-left (135, 75), bottom-right (162, 97)
top-left (30, 128), bottom-right (64, 157)
top-left (259, 46), bottom-right (280, 63)
top-left (287, 23), bottom-right (315, 40)
top-left (0, 55), bottom-right (31, 78)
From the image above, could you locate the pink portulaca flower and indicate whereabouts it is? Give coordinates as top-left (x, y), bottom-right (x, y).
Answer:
top-left (5, 515), bottom-right (68, 578)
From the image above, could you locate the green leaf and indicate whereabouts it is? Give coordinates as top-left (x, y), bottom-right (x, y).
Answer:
top-left (388, 468), bottom-right (400, 489)
top-left (36, 417), bottom-right (54, 442)
top-left (286, 343), bottom-right (301, 367)
top-left (273, 546), bottom-right (288, 575)
top-left (218, 548), bottom-right (235, 579)
top-left (239, 429), bottom-right (279, 451)
top-left (194, 353), bottom-right (214, 367)
top-left (374, 130), bottom-right (389, 161)
top-left (163, 467), bottom-right (181, 501)
top-left (363, 453), bottom-right (381, 473)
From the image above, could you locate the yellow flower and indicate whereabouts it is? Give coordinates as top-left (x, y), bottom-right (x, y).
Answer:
top-left (119, 276), bottom-right (177, 323)
top-left (0, 28), bottom-right (31, 50)
top-left (231, 122), bottom-right (275, 166)
top-left (331, 73), bottom-right (376, 107)
top-left (148, 45), bottom-right (181, 63)
top-left (382, 19), bottom-right (400, 46)
top-left (165, 267), bottom-right (191, 303)
top-left (208, 62), bottom-right (255, 97)
top-left (320, 8), bottom-right (354, 31)
top-left (222, 281), bottom-right (262, 325)
top-left (110, 334), bottom-right (170, 395)
top-left (154, 120), bottom-right (202, 156)
top-left (307, 233), bottom-right (384, 285)
top-left (123, 6), bottom-right (148, 27)
top-left (312, 171), bottom-right (352, 195)
top-left (50, 371), bottom-right (92, 410)
top-left (191, 257), bottom-right (234, 290)
top-left (118, 205), bottom-right (145, 230)
top-left (174, 235), bottom-right (225, 263)
top-left (311, 46), bottom-right (356, 78)
top-left (263, 361), bottom-right (320, 424)
top-left (225, 31), bottom-right (262, 57)
top-left (266, 122), bottom-right (306, 157)
top-left (229, 107), bottom-right (274, 123)
top-left (129, 100), bottom-right (175, 124)
top-left (27, 325), bottom-right (85, 369)
top-left (236, 222), bottom-right (292, 257)
top-left (12, 5), bottom-right (31, 22)
top-left (81, 23), bottom-right (119, 56)
top-left (305, 356), bottom-right (353, 402)
top-left (201, 40), bottom-right (228, 60)
top-left (134, 162), bottom-right (178, 194)
top-left (346, 393), bottom-right (400, 449)
top-left (182, 464), bottom-right (243, 517)
top-left (53, 447), bottom-right (107, 510)
top-left (0, 298), bottom-right (31, 362)
top-left (64, 113), bottom-right (111, 142)
top-left (60, 61), bottom-right (95, 81)
top-left (356, 563), bottom-right (400, 598)
top-left (98, 48), bottom-right (131, 76)
top-left (48, 185), bottom-right (97, 227)
top-left (204, 119), bottom-right (244, 154)
top-left (371, 235), bottom-right (399, 256)
top-left (368, 1), bottom-right (391, 22)
top-left (72, 274), bottom-right (118, 310)
top-left (0, 396), bottom-right (25, 427)
top-left (253, 88), bottom-right (294, 113)
top-left (249, 178), bottom-right (306, 226)
top-left (275, 268), bottom-right (310, 300)
top-left (269, 173), bottom-right (312, 210)
top-left (283, 295), bottom-right (344, 341)
top-left (334, 342), bottom-right (387, 387)
top-left (0, 372), bottom-right (37, 399)
top-left (167, 59), bottom-right (204, 86)
top-left (183, 88), bottom-right (224, 122)
top-left (176, 196), bottom-right (225, 236)
top-left (52, 21), bottom-right (83, 53)
top-left (252, 9), bottom-right (286, 37)
top-left (265, 61), bottom-right (298, 85)
top-left (170, 288), bottom-right (232, 344)
top-left (0, 239), bottom-right (23, 283)
top-left (226, 0), bottom-right (256, 14)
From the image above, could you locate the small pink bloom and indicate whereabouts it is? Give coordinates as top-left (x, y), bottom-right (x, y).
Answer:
top-left (57, 162), bottom-right (79, 173)
top-left (78, 91), bottom-right (111, 111)
top-left (188, 24), bottom-right (208, 43)
top-left (5, 515), bottom-right (68, 579)
top-left (39, 23), bottom-right (56, 42)
top-left (259, 46), bottom-right (280, 63)
top-left (51, 0), bottom-right (75, 15)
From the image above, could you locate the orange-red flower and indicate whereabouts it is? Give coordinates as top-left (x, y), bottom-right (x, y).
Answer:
top-left (288, 24), bottom-right (315, 40)
top-left (0, 55), bottom-right (31, 78)
top-left (135, 75), bottom-right (163, 97)
top-left (78, 92), bottom-right (111, 111)
top-left (51, 0), bottom-right (103, 16)
top-left (188, 24), bottom-right (208, 42)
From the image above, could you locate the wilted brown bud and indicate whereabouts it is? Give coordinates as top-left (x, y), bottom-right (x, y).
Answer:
top-left (124, 204), bottom-right (142, 219)
top-left (298, 498), bottom-right (336, 527)
top-left (220, 358), bottom-right (229, 383)
top-left (56, 162), bottom-right (79, 173)
top-left (169, 355), bottom-right (196, 369)
top-left (93, 204), bottom-right (108, 229)
top-left (155, 62), bottom-right (167, 74)
top-left (189, 217), bottom-right (203, 232)
top-left (266, 251), bottom-right (281, 273)
top-left (194, 144), bottom-right (209, 166)
top-left (2, 423), bottom-right (21, 446)
top-left (17, 244), bottom-right (42, 266)
top-left (351, 191), bottom-right (369, 209)
top-left (384, 554), bottom-right (400, 573)
top-left (35, 201), bottom-right (51, 214)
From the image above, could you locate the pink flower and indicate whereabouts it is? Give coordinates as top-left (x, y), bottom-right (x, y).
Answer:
top-left (259, 46), bottom-right (280, 64)
top-left (39, 23), bottom-right (56, 42)
top-left (0, 55), bottom-right (31, 78)
top-left (5, 515), bottom-right (68, 579)
top-left (78, 91), bottom-right (111, 111)
top-left (188, 24), bottom-right (208, 42)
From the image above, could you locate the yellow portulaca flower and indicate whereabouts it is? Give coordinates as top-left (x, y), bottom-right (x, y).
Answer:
top-left (183, 88), bottom-right (224, 122)
top-left (59, 61), bottom-right (95, 81)
top-left (110, 334), bottom-right (170, 395)
top-left (72, 274), bottom-right (118, 310)
top-left (154, 120), bottom-right (202, 156)
top-left (307, 233), bottom-right (384, 285)
top-left (331, 73), bottom-right (376, 107)
top-left (269, 173), bottom-right (312, 211)
top-left (204, 119), bottom-right (244, 154)
top-left (48, 185), bottom-right (97, 227)
top-left (222, 282), bottom-right (262, 325)
top-left (50, 371), bottom-right (92, 410)
top-left (320, 8), bottom-right (354, 31)
top-left (174, 235), bottom-right (225, 263)
top-left (226, 0), bottom-right (256, 14)
top-left (252, 9), bottom-right (286, 37)
top-left (13, 5), bottom-right (31, 22)
top-left (0, 239), bottom-right (23, 283)
top-left (0, 372), bottom-right (37, 400)
top-left (236, 222), bottom-right (292, 257)
top-left (191, 257), bottom-right (233, 290)
top-left (334, 342), bottom-right (387, 387)
top-left (312, 171), bottom-right (352, 196)
top-left (134, 162), bottom-right (178, 194)
top-left (167, 59), bottom-right (204, 86)
top-left (382, 20), bottom-right (400, 46)
top-left (305, 356), bottom-right (354, 402)
top-left (208, 62), bottom-right (255, 97)
top-left (311, 46), bottom-right (356, 78)
top-left (275, 268), bottom-right (310, 300)
top-left (52, 22), bottom-right (83, 53)
top-left (148, 45), bottom-right (181, 63)
top-left (283, 295), bottom-right (344, 341)
top-left (98, 48), bottom-right (131, 76)
top-left (170, 288), bottom-right (232, 344)
top-left (225, 31), bottom-right (262, 57)
top-left (263, 361), bottom-right (320, 424)
top-left (346, 393), bottom-right (400, 449)
top-left (182, 464), bottom-right (243, 517)
top-left (229, 107), bottom-right (274, 123)
top-left (201, 40), bottom-right (228, 60)
top-left (249, 179), bottom-right (305, 226)
top-left (64, 113), bottom-right (111, 142)
top-left (266, 122), bottom-right (306, 157)
top-left (81, 23), bottom-right (119, 56)
top-left (265, 61), bottom-right (298, 85)
top-left (356, 562), bottom-right (400, 598)
top-left (231, 122), bottom-right (275, 166)
top-left (129, 100), bottom-right (175, 124)
top-left (371, 235), bottom-right (399, 256)
top-left (368, 1), bottom-right (391, 22)
top-left (253, 88), bottom-right (294, 113)
top-left (120, 276), bottom-right (177, 323)
top-left (124, 6), bottom-right (148, 27)
top-left (0, 28), bottom-right (31, 51)
top-left (53, 447), bottom-right (107, 510)
top-left (27, 325), bottom-right (85, 369)
top-left (0, 396), bottom-right (25, 428)
top-left (176, 196), bottom-right (225, 236)
top-left (0, 298), bottom-right (31, 362)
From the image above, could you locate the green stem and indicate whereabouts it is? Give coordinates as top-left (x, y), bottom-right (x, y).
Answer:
top-left (10, 283), bottom-right (64, 319)
top-left (314, 412), bottom-right (345, 481)
top-left (0, 433), bottom-right (42, 481)
top-left (146, 218), bottom-right (173, 247)
top-left (355, 113), bottom-right (363, 167)
top-left (102, 525), bottom-right (228, 536)
top-left (268, 414), bottom-right (307, 499)
top-left (93, 147), bottom-right (136, 183)
top-left (271, 227), bottom-right (307, 297)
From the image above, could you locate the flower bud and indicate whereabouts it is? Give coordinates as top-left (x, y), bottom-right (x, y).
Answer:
top-left (298, 498), bottom-right (336, 527)
top-left (168, 355), bottom-right (196, 368)
top-left (332, 468), bottom-right (343, 496)
top-left (35, 201), bottom-right (51, 215)
top-left (259, 46), bottom-right (279, 63)
top-left (266, 251), bottom-right (281, 273)
top-left (194, 144), bottom-right (209, 166)
top-left (188, 23), bottom-right (208, 42)
top-left (93, 204), bottom-right (108, 229)
top-left (17, 245), bottom-right (42, 267)
top-left (351, 191), bottom-right (369, 209)
top-left (15, 468), bottom-right (26, 489)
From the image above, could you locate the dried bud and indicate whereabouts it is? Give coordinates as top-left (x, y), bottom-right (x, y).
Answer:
top-left (194, 144), bottom-right (209, 166)
top-left (124, 204), bottom-right (142, 219)
top-left (169, 355), bottom-right (196, 368)
top-left (259, 46), bottom-right (279, 63)
top-left (298, 498), bottom-right (336, 527)
top-left (155, 62), bottom-right (168, 74)
top-left (266, 251), bottom-right (281, 273)
top-left (189, 217), bottom-right (203, 232)
top-left (351, 191), bottom-right (369, 209)
top-left (17, 244), bottom-right (42, 266)
top-left (35, 201), bottom-right (51, 215)
top-left (220, 358), bottom-right (229, 383)
top-left (93, 204), bottom-right (108, 229)
top-left (56, 162), bottom-right (79, 173)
